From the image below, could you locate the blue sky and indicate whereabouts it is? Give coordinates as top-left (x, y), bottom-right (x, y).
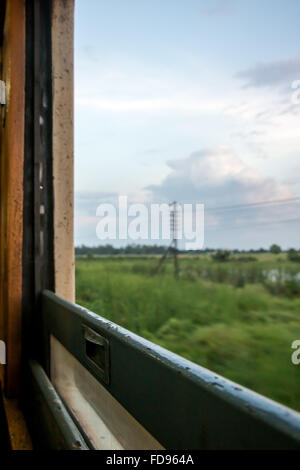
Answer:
top-left (74, 0), bottom-right (300, 249)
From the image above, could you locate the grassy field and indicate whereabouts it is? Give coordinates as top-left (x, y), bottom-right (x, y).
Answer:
top-left (76, 254), bottom-right (300, 412)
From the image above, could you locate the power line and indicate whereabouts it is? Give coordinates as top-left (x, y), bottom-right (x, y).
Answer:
top-left (206, 216), bottom-right (300, 231)
top-left (206, 196), bottom-right (300, 213)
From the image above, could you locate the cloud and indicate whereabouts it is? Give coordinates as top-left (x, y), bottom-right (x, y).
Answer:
top-left (236, 56), bottom-right (300, 89)
top-left (75, 191), bottom-right (119, 245)
top-left (146, 146), bottom-right (298, 243)
top-left (145, 147), bottom-right (300, 249)
top-left (76, 95), bottom-right (225, 114)
top-left (201, 0), bottom-right (236, 16)
top-left (74, 150), bottom-right (300, 249)
top-left (143, 148), bottom-right (160, 155)
top-left (147, 146), bottom-right (290, 205)
top-left (75, 55), bottom-right (233, 115)
top-left (75, 190), bottom-right (153, 246)
top-left (75, 191), bottom-right (118, 217)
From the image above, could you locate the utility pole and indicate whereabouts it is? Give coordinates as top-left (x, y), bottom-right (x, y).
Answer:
top-left (152, 201), bottom-right (180, 279)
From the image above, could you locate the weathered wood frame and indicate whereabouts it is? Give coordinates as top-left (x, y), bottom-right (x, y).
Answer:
top-left (0, 0), bottom-right (25, 397)
top-left (0, 0), bottom-right (75, 398)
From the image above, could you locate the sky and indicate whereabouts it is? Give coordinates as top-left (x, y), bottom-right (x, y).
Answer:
top-left (74, 0), bottom-right (300, 250)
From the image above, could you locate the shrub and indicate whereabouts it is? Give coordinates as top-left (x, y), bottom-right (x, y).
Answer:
top-left (270, 244), bottom-right (281, 254)
top-left (287, 249), bottom-right (300, 262)
top-left (211, 250), bottom-right (231, 262)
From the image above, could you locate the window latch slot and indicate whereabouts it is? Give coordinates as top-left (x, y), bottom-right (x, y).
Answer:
top-left (83, 326), bottom-right (110, 384)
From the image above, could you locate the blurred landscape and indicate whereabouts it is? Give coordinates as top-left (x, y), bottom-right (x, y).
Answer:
top-left (76, 248), bottom-right (300, 412)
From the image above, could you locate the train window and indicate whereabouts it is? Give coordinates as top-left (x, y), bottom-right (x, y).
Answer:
top-left (73, 0), bottom-right (300, 416)
top-left (1, 0), bottom-right (298, 452)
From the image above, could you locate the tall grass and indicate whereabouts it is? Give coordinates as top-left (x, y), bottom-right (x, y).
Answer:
top-left (76, 255), bottom-right (300, 412)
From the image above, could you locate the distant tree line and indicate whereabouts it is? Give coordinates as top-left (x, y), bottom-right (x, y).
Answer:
top-left (75, 244), bottom-right (168, 256)
top-left (75, 244), bottom-right (300, 257)
top-left (75, 244), bottom-right (232, 256)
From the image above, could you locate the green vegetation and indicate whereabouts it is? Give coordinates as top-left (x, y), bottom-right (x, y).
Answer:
top-left (75, 243), bottom-right (273, 256)
top-left (270, 244), bottom-right (282, 255)
top-left (76, 253), bottom-right (300, 412)
top-left (211, 249), bottom-right (231, 262)
top-left (288, 248), bottom-right (300, 263)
